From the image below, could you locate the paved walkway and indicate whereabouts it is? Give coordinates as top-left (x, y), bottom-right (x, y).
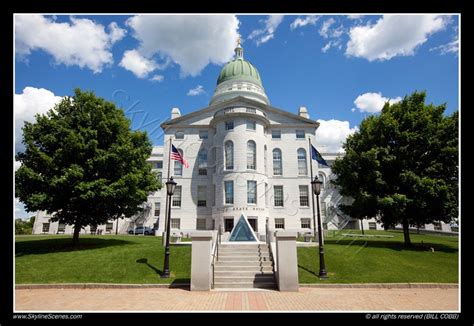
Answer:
top-left (15, 287), bottom-right (458, 311)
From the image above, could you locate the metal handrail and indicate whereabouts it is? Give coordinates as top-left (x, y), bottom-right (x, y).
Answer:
top-left (210, 232), bottom-right (221, 289)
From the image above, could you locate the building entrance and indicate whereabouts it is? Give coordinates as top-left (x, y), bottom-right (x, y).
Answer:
top-left (224, 218), bottom-right (234, 232)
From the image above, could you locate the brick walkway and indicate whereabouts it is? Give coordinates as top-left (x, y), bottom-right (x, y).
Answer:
top-left (15, 287), bottom-right (458, 311)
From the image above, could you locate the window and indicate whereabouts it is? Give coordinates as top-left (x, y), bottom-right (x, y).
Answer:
top-left (197, 186), bottom-right (207, 207)
top-left (212, 184), bottom-right (216, 206)
top-left (196, 219), bottom-right (207, 230)
top-left (154, 202), bottom-right (161, 216)
top-left (106, 223), bottom-right (113, 232)
top-left (174, 148), bottom-right (184, 176)
top-left (171, 218), bottom-right (180, 229)
top-left (318, 173), bottom-right (326, 189)
top-left (246, 108), bottom-right (256, 113)
top-left (433, 222), bottom-right (442, 231)
top-left (296, 130), bottom-right (305, 139)
top-left (175, 131), bottom-right (184, 139)
top-left (156, 172), bottom-right (162, 184)
top-left (247, 120), bottom-right (256, 130)
top-left (224, 181), bottom-right (234, 204)
top-left (264, 145), bottom-right (267, 173)
top-left (247, 141), bottom-right (256, 169)
top-left (57, 223), bottom-right (66, 233)
top-left (42, 223), bottom-right (50, 233)
top-left (301, 218), bottom-right (311, 229)
top-left (274, 186), bottom-right (284, 207)
top-left (90, 225), bottom-right (97, 233)
top-left (225, 121), bottom-right (234, 130)
top-left (198, 150), bottom-right (208, 175)
top-left (275, 218), bottom-right (285, 229)
top-left (272, 130), bottom-right (281, 139)
top-left (297, 148), bottom-right (307, 175)
top-left (225, 141), bottom-right (234, 170)
top-left (247, 181), bottom-right (257, 204)
top-left (368, 222), bottom-right (377, 230)
top-left (273, 148), bottom-right (282, 175)
top-left (172, 186), bottom-right (182, 207)
top-left (224, 108), bottom-right (234, 113)
top-left (199, 130), bottom-right (208, 139)
top-left (321, 202), bottom-right (326, 216)
top-left (265, 183), bottom-right (269, 206)
top-left (157, 161), bottom-right (163, 169)
top-left (299, 185), bottom-right (309, 207)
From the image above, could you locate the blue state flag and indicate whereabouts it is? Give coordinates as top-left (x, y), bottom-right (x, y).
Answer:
top-left (311, 144), bottom-right (329, 167)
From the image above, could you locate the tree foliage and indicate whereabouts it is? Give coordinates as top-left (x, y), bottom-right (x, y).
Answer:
top-left (332, 91), bottom-right (458, 245)
top-left (15, 89), bottom-right (160, 244)
top-left (15, 216), bottom-right (35, 235)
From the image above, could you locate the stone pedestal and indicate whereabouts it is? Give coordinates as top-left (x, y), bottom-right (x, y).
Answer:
top-left (275, 231), bottom-right (299, 292)
top-left (190, 231), bottom-right (214, 291)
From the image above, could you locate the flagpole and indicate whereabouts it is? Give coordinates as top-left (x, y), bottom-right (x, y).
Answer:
top-left (163, 136), bottom-right (172, 243)
top-left (308, 137), bottom-right (318, 244)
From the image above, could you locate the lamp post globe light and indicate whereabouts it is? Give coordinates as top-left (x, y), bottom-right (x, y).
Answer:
top-left (161, 177), bottom-right (177, 278)
top-left (311, 176), bottom-right (328, 279)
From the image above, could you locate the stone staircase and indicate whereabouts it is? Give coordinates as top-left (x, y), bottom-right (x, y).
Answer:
top-left (213, 243), bottom-right (276, 289)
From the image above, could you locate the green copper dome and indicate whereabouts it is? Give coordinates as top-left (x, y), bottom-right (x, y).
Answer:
top-left (216, 45), bottom-right (262, 86)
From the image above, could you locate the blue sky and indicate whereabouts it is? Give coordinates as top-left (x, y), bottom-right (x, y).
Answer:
top-left (14, 14), bottom-right (459, 218)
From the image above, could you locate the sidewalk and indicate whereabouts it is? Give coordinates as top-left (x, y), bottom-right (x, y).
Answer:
top-left (15, 286), bottom-right (458, 312)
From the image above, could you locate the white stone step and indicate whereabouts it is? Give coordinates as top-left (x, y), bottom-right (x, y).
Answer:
top-left (213, 282), bottom-right (277, 289)
top-left (214, 265), bottom-right (274, 272)
top-left (214, 271), bottom-right (274, 277)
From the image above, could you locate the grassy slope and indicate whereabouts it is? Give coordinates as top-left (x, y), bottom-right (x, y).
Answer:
top-left (15, 235), bottom-right (190, 284)
top-left (298, 230), bottom-right (458, 283)
top-left (15, 230), bottom-right (458, 284)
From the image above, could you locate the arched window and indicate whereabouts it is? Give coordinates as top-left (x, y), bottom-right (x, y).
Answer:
top-left (264, 145), bottom-right (267, 173)
top-left (273, 148), bottom-right (282, 175)
top-left (198, 150), bottom-right (208, 175)
top-left (247, 140), bottom-right (256, 170)
top-left (225, 141), bottom-right (234, 170)
top-left (297, 148), bottom-right (307, 175)
top-left (174, 148), bottom-right (184, 176)
top-left (318, 173), bottom-right (326, 189)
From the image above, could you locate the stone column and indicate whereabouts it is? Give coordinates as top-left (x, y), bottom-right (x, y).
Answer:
top-left (275, 231), bottom-right (299, 292)
top-left (190, 231), bottom-right (214, 291)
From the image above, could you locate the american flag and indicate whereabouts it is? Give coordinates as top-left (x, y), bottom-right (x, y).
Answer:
top-left (171, 144), bottom-right (189, 168)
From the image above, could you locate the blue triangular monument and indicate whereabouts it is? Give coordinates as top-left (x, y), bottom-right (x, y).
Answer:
top-left (229, 214), bottom-right (258, 242)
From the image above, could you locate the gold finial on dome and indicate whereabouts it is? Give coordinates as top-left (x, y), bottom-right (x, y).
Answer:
top-left (237, 36), bottom-right (241, 47)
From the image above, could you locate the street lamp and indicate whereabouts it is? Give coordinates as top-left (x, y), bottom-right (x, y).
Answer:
top-left (161, 177), bottom-right (177, 278)
top-left (311, 176), bottom-right (328, 279)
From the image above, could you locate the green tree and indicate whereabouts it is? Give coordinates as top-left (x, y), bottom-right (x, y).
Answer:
top-left (332, 91), bottom-right (458, 246)
top-left (15, 89), bottom-right (160, 245)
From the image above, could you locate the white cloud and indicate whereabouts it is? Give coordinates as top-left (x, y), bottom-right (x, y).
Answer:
top-left (430, 39), bottom-right (459, 55)
top-left (248, 15), bottom-right (284, 46)
top-left (150, 75), bottom-right (164, 82)
top-left (347, 15), bottom-right (363, 20)
top-left (187, 85), bottom-right (205, 96)
top-left (290, 15), bottom-right (320, 30)
top-left (15, 15), bottom-right (125, 73)
top-left (322, 39), bottom-right (342, 53)
top-left (119, 50), bottom-right (159, 78)
top-left (15, 160), bottom-right (22, 171)
top-left (315, 119), bottom-right (358, 153)
top-left (319, 18), bottom-right (336, 38)
top-left (346, 15), bottom-right (448, 61)
top-left (15, 87), bottom-right (63, 153)
top-left (126, 15), bottom-right (240, 77)
top-left (108, 22), bottom-right (127, 43)
top-left (354, 92), bottom-right (401, 113)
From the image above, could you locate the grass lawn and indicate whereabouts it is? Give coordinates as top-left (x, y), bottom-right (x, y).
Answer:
top-left (16, 230), bottom-right (458, 285)
top-left (298, 230), bottom-right (458, 283)
top-left (15, 235), bottom-right (191, 284)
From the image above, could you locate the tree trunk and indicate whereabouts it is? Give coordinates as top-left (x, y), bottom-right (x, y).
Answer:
top-left (72, 225), bottom-right (81, 246)
top-left (402, 217), bottom-right (411, 246)
top-left (360, 219), bottom-right (365, 235)
top-left (115, 217), bottom-right (119, 235)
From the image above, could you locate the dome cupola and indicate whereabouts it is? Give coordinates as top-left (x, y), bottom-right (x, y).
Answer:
top-left (210, 38), bottom-right (269, 105)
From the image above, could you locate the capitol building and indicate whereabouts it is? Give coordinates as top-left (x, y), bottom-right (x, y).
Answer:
top-left (32, 42), bottom-right (452, 236)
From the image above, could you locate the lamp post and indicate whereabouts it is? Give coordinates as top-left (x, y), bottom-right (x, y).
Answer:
top-left (161, 177), bottom-right (177, 278)
top-left (311, 176), bottom-right (328, 279)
